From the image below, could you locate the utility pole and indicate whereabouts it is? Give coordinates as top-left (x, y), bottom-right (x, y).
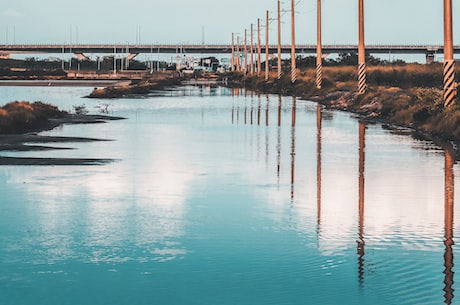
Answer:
top-left (358, 0), bottom-right (366, 94)
top-left (316, 0), bottom-right (322, 89)
top-left (231, 33), bottom-right (235, 71)
top-left (290, 0), bottom-right (296, 83)
top-left (265, 10), bottom-right (270, 81)
top-left (258, 18), bottom-right (262, 76)
top-left (236, 35), bottom-right (240, 71)
top-left (443, 0), bottom-right (456, 107)
top-left (250, 24), bottom-right (254, 74)
top-left (244, 29), bottom-right (248, 74)
top-left (277, 0), bottom-right (282, 79)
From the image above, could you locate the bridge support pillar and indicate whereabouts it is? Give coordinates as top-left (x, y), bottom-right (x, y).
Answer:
top-left (426, 52), bottom-right (435, 64)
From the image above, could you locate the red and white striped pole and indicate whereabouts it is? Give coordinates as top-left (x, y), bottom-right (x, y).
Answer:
top-left (316, 0), bottom-right (323, 89)
top-left (277, 0), bottom-right (282, 79)
top-left (290, 0), bottom-right (296, 83)
top-left (358, 0), bottom-right (366, 94)
top-left (443, 0), bottom-right (456, 107)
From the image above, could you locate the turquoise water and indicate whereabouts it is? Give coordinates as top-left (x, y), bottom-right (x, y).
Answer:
top-left (0, 85), bottom-right (459, 305)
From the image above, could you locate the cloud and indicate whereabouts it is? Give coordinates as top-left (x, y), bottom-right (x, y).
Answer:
top-left (4, 9), bottom-right (25, 17)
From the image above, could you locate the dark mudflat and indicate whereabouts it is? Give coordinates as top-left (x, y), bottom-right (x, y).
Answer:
top-left (0, 156), bottom-right (115, 166)
top-left (0, 113), bottom-right (124, 165)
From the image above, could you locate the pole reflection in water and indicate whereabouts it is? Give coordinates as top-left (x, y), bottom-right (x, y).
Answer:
top-left (237, 104), bottom-right (240, 124)
top-left (250, 98), bottom-right (254, 125)
top-left (244, 105), bottom-right (247, 125)
top-left (266, 94), bottom-right (270, 126)
top-left (258, 94), bottom-right (261, 126)
top-left (290, 96), bottom-right (297, 200)
top-left (265, 96), bottom-right (270, 167)
top-left (316, 104), bottom-right (322, 230)
top-left (357, 122), bottom-right (366, 287)
top-left (444, 146), bottom-right (455, 304)
top-left (277, 96), bottom-right (282, 181)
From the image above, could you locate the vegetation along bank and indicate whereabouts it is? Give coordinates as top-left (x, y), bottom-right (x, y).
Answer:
top-left (222, 60), bottom-right (460, 151)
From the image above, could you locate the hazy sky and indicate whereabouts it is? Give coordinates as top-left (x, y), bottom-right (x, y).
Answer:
top-left (0, 0), bottom-right (458, 46)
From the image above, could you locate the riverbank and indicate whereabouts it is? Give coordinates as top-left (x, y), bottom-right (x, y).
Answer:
top-left (86, 75), bottom-right (181, 98)
top-left (0, 101), bottom-right (124, 165)
top-left (221, 65), bottom-right (460, 151)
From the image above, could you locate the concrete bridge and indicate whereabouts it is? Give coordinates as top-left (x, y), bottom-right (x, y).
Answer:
top-left (0, 44), bottom-right (454, 62)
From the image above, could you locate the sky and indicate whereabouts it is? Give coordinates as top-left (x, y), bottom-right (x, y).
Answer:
top-left (0, 0), bottom-right (458, 46)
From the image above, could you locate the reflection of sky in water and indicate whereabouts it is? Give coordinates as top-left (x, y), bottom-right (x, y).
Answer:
top-left (0, 86), bottom-right (459, 305)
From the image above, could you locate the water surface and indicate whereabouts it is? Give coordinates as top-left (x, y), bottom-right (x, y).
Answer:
top-left (0, 85), bottom-right (458, 305)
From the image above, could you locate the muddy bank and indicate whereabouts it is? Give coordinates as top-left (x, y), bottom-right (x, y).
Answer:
top-left (0, 156), bottom-right (115, 166)
top-left (0, 134), bottom-right (118, 166)
top-left (0, 102), bottom-right (124, 165)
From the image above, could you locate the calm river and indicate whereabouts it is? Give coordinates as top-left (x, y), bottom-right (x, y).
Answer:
top-left (0, 84), bottom-right (459, 305)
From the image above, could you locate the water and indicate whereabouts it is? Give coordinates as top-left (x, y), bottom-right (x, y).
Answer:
top-left (0, 85), bottom-right (459, 305)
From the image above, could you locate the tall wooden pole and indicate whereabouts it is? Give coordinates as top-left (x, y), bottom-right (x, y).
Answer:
top-left (236, 36), bottom-right (240, 72)
top-left (258, 18), bottom-right (262, 76)
top-left (231, 32), bottom-right (235, 72)
top-left (316, 0), bottom-right (323, 89)
top-left (358, 0), bottom-right (366, 94)
top-left (244, 28), bottom-right (248, 74)
top-left (265, 10), bottom-right (270, 81)
top-left (290, 0), bottom-right (296, 83)
top-left (444, 0), bottom-right (456, 107)
top-left (277, 0), bottom-right (282, 79)
top-left (250, 24), bottom-right (254, 74)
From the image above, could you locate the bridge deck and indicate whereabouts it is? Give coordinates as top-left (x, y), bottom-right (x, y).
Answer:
top-left (0, 44), bottom-right (454, 55)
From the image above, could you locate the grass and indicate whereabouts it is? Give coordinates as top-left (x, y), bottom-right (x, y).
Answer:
top-left (0, 101), bottom-right (67, 134)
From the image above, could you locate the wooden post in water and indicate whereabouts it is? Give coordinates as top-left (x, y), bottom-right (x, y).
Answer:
top-left (265, 10), bottom-right (270, 81)
top-left (443, 0), bottom-right (456, 107)
top-left (316, 0), bottom-right (323, 89)
top-left (277, 0), bottom-right (282, 79)
top-left (358, 0), bottom-right (366, 94)
top-left (290, 0), bottom-right (296, 83)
